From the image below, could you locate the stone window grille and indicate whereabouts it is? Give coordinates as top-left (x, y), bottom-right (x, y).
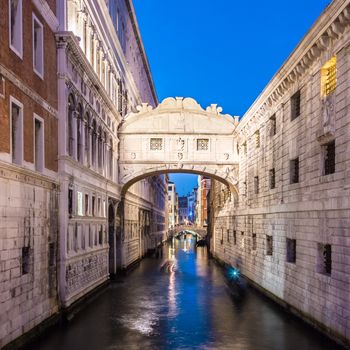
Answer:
top-left (197, 138), bottom-right (209, 151)
top-left (254, 176), bottom-right (259, 194)
top-left (321, 56), bottom-right (337, 97)
top-left (324, 140), bottom-right (335, 175)
top-left (317, 243), bottom-right (332, 275)
top-left (254, 130), bottom-right (260, 148)
top-left (286, 238), bottom-right (296, 263)
top-left (290, 158), bottom-right (299, 184)
top-left (269, 168), bottom-right (276, 189)
top-left (266, 235), bottom-right (273, 256)
top-left (150, 138), bottom-right (163, 151)
top-left (291, 90), bottom-right (301, 121)
top-left (233, 230), bottom-right (237, 245)
top-left (269, 114), bottom-right (276, 136)
top-left (22, 246), bottom-right (30, 275)
top-left (252, 233), bottom-right (257, 251)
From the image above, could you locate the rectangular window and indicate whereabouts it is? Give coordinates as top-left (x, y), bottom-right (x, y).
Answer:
top-left (99, 226), bottom-right (103, 245)
top-left (10, 97), bottom-right (23, 165)
top-left (48, 242), bottom-right (55, 267)
top-left (269, 168), bottom-right (275, 189)
top-left (317, 243), bottom-right (332, 275)
top-left (324, 140), bottom-right (335, 175)
top-left (0, 75), bottom-right (5, 98)
top-left (197, 139), bottom-right (209, 151)
top-left (98, 197), bottom-right (101, 216)
top-left (254, 130), bottom-right (260, 148)
top-left (252, 233), bottom-right (257, 251)
top-left (291, 90), bottom-right (301, 121)
top-left (233, 230), bottom-right (237, 245)
top-left (68, 188), bottom-right (73, 217)
top-left (34, 116), bottom-right (44, 172)
top-left (266, 235), bottom-right (273, 256)
top-left (290, 158), bottom-right (299, 184)
top-left (85, 194), bottom-right (89, 216)
top-left (269, 114), bottom-right (276, 136)
top-left (321, 56), bottom-right (337, 97)
top-left (22, 246), bottom-right (30, 274)
top-left (254, 176), bottom-right (259, 194)
top-left (92, 195), bottom-right (95, 216)
top-left (9, 0), bottom-right (23, 58)
top-left (286, 238), bottom-right (296, 263)
top-left (227, 229), bottom-right (230, 242)
top-left (32, 14), bottom-right (44, 78)
top-left (77, 191), bottom-right (83, 216)
top-left (150, 138), bottom-right (163, 150)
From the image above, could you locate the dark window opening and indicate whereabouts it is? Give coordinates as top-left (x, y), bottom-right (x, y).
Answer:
top-left (68, 188), bottom-right (73, 217)
top-left (270, 114), bottom-right (276, 136)
top-left (291, 90), bottom-right (301, 121)
top-left (269, 168), bottom-right (276, 189)
top-left (317, 243), bottom-right (332, 275)
top-left (290, 158), bottom-right (299, 184)
top-left (254, 176), bottom-right (259, 194)
top-left (286, 238), bottom-right (296, 263)
top-left (22, 246), bottom-right (30, 275)
top-left (266, 235), bottom-right (273, 256)
top-left (324, 140), bottom-right (335, 175)
top-left (252, 233), bottom-right (257, 251)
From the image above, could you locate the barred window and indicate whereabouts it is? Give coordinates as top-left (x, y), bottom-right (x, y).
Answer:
top-left (266, 235), bottom-right (273, 256)
top-left (233, 230), bottom-right (237, 245)
top-left (290, 157), bottom-right (299, 184)
top-left (150, 138), bottom-right (163, 151)
top-left (269, 114), bottom-right (276, 136)
top-left (22, 246), bottom-right (30, 275)
top-left (197, 139), bottom-right (209, 151)
top-left (317, 243), bottom-right (332, 275)
top-left (252, 233), bottom-right (257, 251)
top-left (254, 130), bottom-right (260, 148)
top-left (254, 176), bottom-right (259, 194)
top-left (324, 140), bottom-right (335, 175)
top-left (286, 238), bottom-right (296, 263)
top-left (321, 56), bottom-right (337, 97)
top-left (269, 168), bottom-right (275, 189)
top-left (291, 90), bottom-right (301, 121)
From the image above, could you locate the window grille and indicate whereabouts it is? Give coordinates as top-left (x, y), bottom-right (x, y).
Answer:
top-left (317, 243), bottom-right (332, 275)
top-left (254, 176), bottom-right (259, 194)
top-left (233, 230), bottom-right (237, 245)
top-left (291, 90), bottom-right (301, 121)
top-left (286, 238), bottom-right (296, 263)
top-left (290, 158), bottom-right (299, 184)
top-left (266, 235), bottom-right (273, 256)
top-left (197, 139), bottom-right (209, 151)
top-left (269, 168), bottom-right (275, 189)
top-left (22, 246), bottom-right (30, 274)
top-left (254, 130), bottom-right (260, 148)
top-left (321, 56), bottom-right (337, 97)
top-left (150, 138), bottom-right (163, 150)
top-left (324, 140), bottom-right (335, 175)
top-left (252, 233), bottom-right (257, 251)
top-left (269, 114), bottom-right (276, 136)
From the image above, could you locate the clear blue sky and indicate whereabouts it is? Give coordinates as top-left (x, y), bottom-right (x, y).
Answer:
top-left (133, 0), bottom-right (331, 195)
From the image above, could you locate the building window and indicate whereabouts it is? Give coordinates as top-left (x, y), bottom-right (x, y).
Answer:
top-left (266, 235), bottom-right (273, 256)
top-left (48, 242), bottom-right (55, 267)
top-left (227, 229), bottom-right (230, 242)
top-left (321, 56), bottom-right (337, 97)
top-left (150, 138), bottom-right (163, 151)
top-left (254, 176), bottom-right (259, 194)
top-left (68, 95), bottom-right (75, 157)
top-left (77, 191), bottom-right (83, 216)
top-left (197, 139), bottom-right (209, 151)
top-left (290, 157), bottom-right (299, 184)
top-left (85, 194), bottom-right (89, 216)
top-left (252, 233), bottom-right (257, 251)
top-left (286, 238), bottom-right (296, 263)
top-left (233, 230), bottom-right (237, 245)
top-left (99, 226), bottom-right (103, 245)
top-left (32, 14), bottom-right (44, 78)
top-left (68, 188), bottom-right (73, 217)
top-left (0, 75), bottom-right (5, 98)
top-left (22, 246), bottom-right (30, 274)
top-left (77, 104), bottom-right (83, 163)
top-left (10, 97), bottom-right (23, 165)
top-left (269, 114), bottom-right (276, 136)
top-left (98, 197), bottom-right (101, 216)
top-left (323, 140), bottom-right (335, 175)
top-left (291, 90), bottom-right (301, 121)
top-left (254, 130), bottom-right (260, 148)
top-left (269, 168), bottom-right (275, 189)
top-left (34, 116), bottom-right (44, 172)
top-left (92, 195), bottom-right (96, 216)
top-left (9, 0), bottom-right (23, 58)
top-left (317, 243), bottom-right (332, 275)
top-left (91, 120), bottom-right (97, 167)
top-left (84, 113), bottom-right (90, 165)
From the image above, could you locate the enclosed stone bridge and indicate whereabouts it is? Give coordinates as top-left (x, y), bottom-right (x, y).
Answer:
top-left (118, 97), bottom-right (240, 194)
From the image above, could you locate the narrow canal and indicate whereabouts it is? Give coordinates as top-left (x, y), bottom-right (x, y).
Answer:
top-left (26, 237), bottom-right (344, 350)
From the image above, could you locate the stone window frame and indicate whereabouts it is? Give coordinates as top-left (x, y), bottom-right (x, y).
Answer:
top-left (266, 235), bottom-right (273, 256)
top-left (316, 243), bottom-right (332, 275)
top-left (150, 137), bottom-right (163, 151)
top-left (252, 233), bottom-right (257, 251)
top-left (32, 13), bottom-right (44, 79)
top-left (290, 90), bottom-right (301, 121)
top-left (269, 168), bottom-right (276, 189)
top-left (269, 114), bottom-right (277, 137)
top-left (196, 138), bottom-right (209, 151)
top-left (33, 113), bottom-right (45, 172)
top-left (10, 95), bottom-right (24, 166)
top-left (286, 238), bottom-right (296, 263)
top-left (254, 130), bottom-right (260, 148)
top-left (289, 157), bottom-right (299, 184)
top-left (323, 140), bottom-right (335, 176)
top-left (9, 0), bottom-right (23, 59)
top-left (254, 176), bottom-right (259, 194)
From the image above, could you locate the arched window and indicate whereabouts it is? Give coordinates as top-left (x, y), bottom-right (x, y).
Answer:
top-left (84, 112), bottom-right (90, 165)
top-left (67, 94), bottom-right (75, 157)
top-left (91, 119), bottom-right (97, 167)
top-left (77, 103), bottom-right (83, 162)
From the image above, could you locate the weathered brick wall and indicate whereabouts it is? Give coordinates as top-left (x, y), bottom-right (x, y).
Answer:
top-left (0, 163), bottom-right (59, 348)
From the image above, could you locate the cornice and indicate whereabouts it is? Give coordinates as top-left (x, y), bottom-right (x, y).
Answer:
top-left (237, 0), bottom-right (350, 134)
top-left (32, 0), bottom-right (59, 32)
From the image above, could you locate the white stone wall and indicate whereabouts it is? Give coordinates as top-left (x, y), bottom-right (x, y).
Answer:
top-left (0, 163), bottom-right (59, 348)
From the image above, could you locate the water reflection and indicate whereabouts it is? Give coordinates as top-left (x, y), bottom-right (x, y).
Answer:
top-left (26, 237), bottom-right (345, 350)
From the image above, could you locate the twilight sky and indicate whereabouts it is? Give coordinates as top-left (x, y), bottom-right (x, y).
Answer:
top-left (133, 0), bottom-right (331, 196)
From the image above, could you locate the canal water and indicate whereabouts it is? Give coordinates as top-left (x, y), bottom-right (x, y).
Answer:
top-left (26, 237), bottom-right (345, 350)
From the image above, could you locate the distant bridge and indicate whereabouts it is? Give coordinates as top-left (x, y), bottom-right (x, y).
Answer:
top-left (169, 225), bottom-right (207, 238)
